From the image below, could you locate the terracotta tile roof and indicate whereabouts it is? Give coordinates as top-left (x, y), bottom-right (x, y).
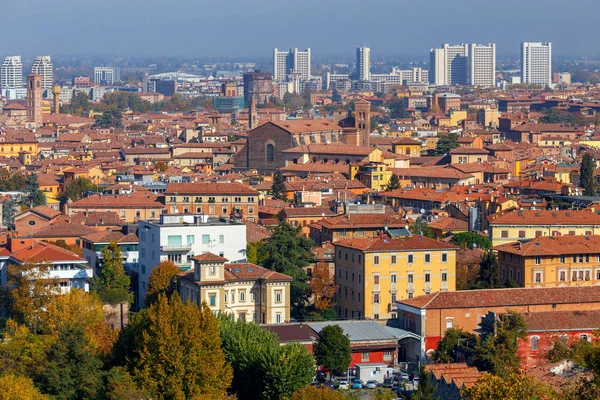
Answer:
top-left (32, 223), bottom-right (98, 238)
top-left (82, 231), bottom-right (137, 243)
top-left (316, 212), bottom-right (405, 230)
top-left (425, 363), bottom-right (482, 389)
top-left (193, 252), bottom-right (229, 262)
top-left (10, 241), bottom-right (85, 263)
top-left (281, 163), bottom-right (350, 175)
top-left (488, 209), bottom-right (600, 226)
top-left (165, 182), bottom-right (258, 195)
top-left (263, 323), bottom-right (320, 343)
top-left (493, 235), bottom-right (600, 256)
top-left (69, 193), bottom-right (162, 209)
top-left (399, 285), bottom-right (600, 310)
top-left (281, 206), bottom-right (337, 218)
top-left (334, 236), bottom-right (458, 252)
top-left (18, 205), bottom-right (62, 220)
top-left (270, 119), bottom-right (343, 134)
top-left (244, 221), bottom-right (273, 243)
top-left (449, 147), bottom-right (489, 155)
top-left (523, 310), bottom-right (600, 332)
top-left (388, 167), bottom-right (473, 180)
top-left (283, 144), bottom-right (375, 156)
top-left (224, 263), bottom-right (292, 282)
top-left (428, 216), bottom-right (468, 231)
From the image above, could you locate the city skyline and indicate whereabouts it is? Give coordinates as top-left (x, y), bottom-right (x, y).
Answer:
top-left (2, 0), bottom-right (599, 57)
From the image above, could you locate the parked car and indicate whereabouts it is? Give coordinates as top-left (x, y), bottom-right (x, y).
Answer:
top-left (399, 372), bottom-right (409, 381)
top-left (338, 380), bottom-right (349, 390)
top-left (412, 376), bottom-right (420, 385)
top-left (383, 378), bottom-right (394, 388)
top-left (365, 380), bottom-right (378, 389)
top-left (351, 379), bottom-right (363, 389)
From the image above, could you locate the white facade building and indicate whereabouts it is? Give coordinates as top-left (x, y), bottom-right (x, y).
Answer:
top-left (356, 46), bottom-right (371, 81)
top-left (468, 43), bottom-right (496, 87)
top-left (137, 214), bottom-right (247, 308)
top-left (273, 48), bottom-right (311, 81)
top-left (31, 56), bottom-right (54, 90)
top-left (521, 42), bottom-right (552, 86)
top-left (1, 56), bottom-right (23, 89)
top-left (93, 67), bottom-right (121, 85)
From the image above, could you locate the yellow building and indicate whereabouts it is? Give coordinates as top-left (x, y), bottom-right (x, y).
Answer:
top-left (354, 162), bottom-right (392, 190)
top-left (494, 235), bottom-right (600, 288)
top-left (0, 139), bottom-right (39, 158)
top-left (391, 138), bottom-right (422, 157)
top-left (178, 253), bottom-right (292, 324)
top-left (488, 209), bottom-right (600, 247)
top-left (334, 236), bottom-right (458, 320)
top-left (449, 110), bottom-right (467, 127)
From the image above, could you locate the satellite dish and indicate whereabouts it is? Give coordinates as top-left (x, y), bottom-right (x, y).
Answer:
top-left (420, 208), bottom-right (426, 214)
top-left (533, 201), bottom-right (537, 206)
top-left (405, 225), bottom-right (409, 230)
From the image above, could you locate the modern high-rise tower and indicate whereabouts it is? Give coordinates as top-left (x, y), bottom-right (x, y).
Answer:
top-left (0, 56), bottom-right (24, 89)
top-left (273, 48), bottom-right (311, 81)
top-left (468, 43), bottom-right (496, 87)
top-left (521, 42), bottom-right (552, 86)
top-left (93, 67), bottom-right (121, 85)
top-left (356, 46), bottom-right (371, 81)
top-left (31, 56), bottom-right (54, 90)
top-left (429, 44), bottom-right (468, 86)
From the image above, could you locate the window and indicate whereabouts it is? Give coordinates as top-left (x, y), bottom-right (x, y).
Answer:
top-left (501, 230), bottom-right (508, 238)
top-left (518, 230), bottom-right (525, 238)
top-left (383, 351), bottom-right (393, 361)
top-left (373, 275), bottom-right (380, 285)
top-left (535, 272), bottom-right (542, 283)
top-left (219, 235), bottom-right (224, 244)
top-left (531, 336), bottom-right (540, 350)
top-left (209, 265), bottom-right (215, 275)
top-left (373, 293), bottom-right (380, 304)
top-left (352, 273), bottom-right (355, 282)
top-left (391, 292), bottom-right (396, 303)
top-left (240, 291), bottom-right (245, 302)
top-left (560, 255), bottom-right (565, 263)
top-left (425, 273), bottom-right (431, 283)
top-left (374, 255), bottom-right (380, 265)
top-left (535, 231), bottom-right (542, 237)
top-left (224, 292), bottom-right (228, 303)
top-left (338, 269), bottom-right (342, 278)
top-left (231, 291), bottom-right (235, 302)
top-left (202, 234), bottom-right (210, 244)
top-left (391, 274), bottom-right (397, 284)
top-left (276, 313), bottom-right (281, 323)
top-left (361, 352), bottom-right (370, 362)
top-left (408, 273), bottom-right (414, 284)
top-left (560, 271), bottom-right (566, 281)
top-left (425, 253), bottom-right (431, 263)
top-left (442, 272), bottom-right (448, 282)
top-left (580, 334), bottom-right (590, 342)
top-left (535, 256), bottom-right (541, 265)
top-left (408, 292), bottom-right (413, 299)
top-left (251, 291), bottom-right (256, 301)
top-left (442, 253), bottom-right (448, 263)
top-left (266, 143), bottom-right (275, 162)
top-left (408, 254), bottom-right (414, 264)
top-left (187, 235), bottom-right (195, 245)
top-left (275, 291), bottom-right (282, 303)
top-left (446, 318), bottom-right (454, 329)
top-left (391, 255), bottom-right (397, 264)
top-left (209, 294), bottom-right (216, 307)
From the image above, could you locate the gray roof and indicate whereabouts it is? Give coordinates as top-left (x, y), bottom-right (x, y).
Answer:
top-left (308, 321), bottom-right (417, 342)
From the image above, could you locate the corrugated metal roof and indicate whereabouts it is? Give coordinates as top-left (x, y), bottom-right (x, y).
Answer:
top-left (308, 321), bottom-right (416, 342)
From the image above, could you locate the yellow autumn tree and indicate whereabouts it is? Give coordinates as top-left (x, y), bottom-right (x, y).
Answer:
top-left (0, 374), bottom-right (47, 400)
top-left (130, 293), bottom-right (232, 398)
top-left (462, 371), bottom-right (554, 399)
top-left (145, 260), bottom-right (179, 306)
top-left (309, 262), bottom-right (337, 311)
top-left (289, 386), bottom-right (345, 400)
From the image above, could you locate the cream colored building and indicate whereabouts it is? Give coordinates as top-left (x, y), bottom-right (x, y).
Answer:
top-left (178, 253), bottom-right (292, 324)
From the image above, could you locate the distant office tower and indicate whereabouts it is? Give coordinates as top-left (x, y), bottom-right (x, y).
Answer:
top-left (31, 56), bottom-right (53, 90)
top-left (149, 79), bottom-right (176, 96)
top-left (243, 70), bottom-right (273, 106)
top-left (468, 43), bottom-right (496, 87)
top-left (429, 44), bottom-right (468, 86)
top-left (521, 42), bottom-right (552, 86)
top-left (26, 74), bottom-right (43, 126)
top-left (273, 48), bottom-right (311, 81)
top-left (93, 67), bottom-right (121, 85)
top-left (1, 56), bottom-right (23, 89)
top-left (356, 46), bottom-right (371, 81)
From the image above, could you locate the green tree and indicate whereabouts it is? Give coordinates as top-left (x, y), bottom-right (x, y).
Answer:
top-left (246, 241), bottom-right (267, 265)
top-left (386, 173), bottom-right (401, 191)
top-left (432, 327), bottom-right (477, 363)
top-left (105, 366), bottom-right (147, 400)
top-left (65, 91), bottom-right (91, 115)
top-left (462, 371), bottom-right (550, 400)
top-left (219, 316), bottom-right (313, 400)
top-left (60, 177), bottom-right (96, 203)
top-left (0, 320), bottom-right (51, 380)
top-left (472, 312), bottom-right (527, 377)
top-left (411, 365), bottom-right (438, 400)
top-left (387, 97), bottom-right (409, 119)
top-left (272, 171), bottom-right (287, 201)
top-left (452, 232), bottom-right (492, 250)
top-left (95, 109), bottom-right (124, 129)
top-left (313, 325), bottom-right (352, 376)
top-left (581, 153), bottom-right (596, 196)
top-left (96, 241), bottom-right (131, 304)
top-left (290, 386), bottom-right (345, 400)
top-left (0, 374), bottom-right (48, 400)
top-left (477, 251), bottom-right (502, 289)
top-left (37, 324), bottom-right (104, 400)
top-left (261, 222), bottom-right (314, 314)
top-left (144, 260), bottom-right (179, 307)
top-left (26, 174), bottom-right (46, 207)
top-left (127, 294), bottom-right (231, 399)
top-left (411, 218), bottom-right (433, 238)
top-left (432, 132), bottom-right (459, 155)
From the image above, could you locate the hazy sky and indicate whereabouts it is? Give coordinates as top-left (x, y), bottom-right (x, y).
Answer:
top-left (2, 0), bottom-right (599, 59)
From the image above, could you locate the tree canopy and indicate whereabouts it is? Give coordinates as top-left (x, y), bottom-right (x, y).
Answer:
top-left (452, 232), bottom-right (492, 250)
top-left (581, 153), bottom-right (596, 196)
top-left (96, 241), bottom-right (131, 304)
top-left (431, 132), bottom-right (459, 155)
top-left (386, 173), bottom-right (401, 191)
top-left (60, 177), bottom-right (96, 203)
top-left (144, 260), bottom-right (179, 307)
top-left (271, 171), bottom-right (287, 201)
top-left (313, 325), bottom-right (352, 375)
top-left (94, 109), bottom-right (123, 129)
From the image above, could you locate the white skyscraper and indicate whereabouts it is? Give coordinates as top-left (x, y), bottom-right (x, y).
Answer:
top-left (31, 56), bottom-right (54, 90)
top-left (94, 67), bottom-right (121, 85)
top-left (468, 43), bottom-right (496, 87)
top-left (356, 46), bottom-right (371, 81)
top-left (429, 44), bottom-right (468, 86)
top-left (273, 48), bottom-right (311, 81)
top-left (521, 42), bottom-right (552, 86)
top-left (0, 56), bottom-right (23, 89)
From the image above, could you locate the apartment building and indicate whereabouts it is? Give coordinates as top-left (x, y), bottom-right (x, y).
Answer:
top-left (356, 46), bottom-right (371, 81)
top-left (31, 55), bottom-right (53, 90)
top-left (273, 48), bottom-right (311, 81)
top-left (494, 235), bottom-right (600, 288)
top-left (334, 236), bottom-right (457, 321)
top-left (468, 43), bottom-right (496, 87)
top-left (178, 253), bottom-right (292, 324)
top-left (521, 42), bottom-right (552, 86)
top-left (488, 209), bottom-right (600, 246)
top-left (1, 56), bottom-right (23, 89)
top-left (137, 214), bottom-right (247, 308)
top-left (164, 182), bottom-right (259, 222)
top-left (93, 66), bottom-right (121, 85)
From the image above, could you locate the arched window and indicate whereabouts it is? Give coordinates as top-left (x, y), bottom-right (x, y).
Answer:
top-left (531, 336), bottom-right (540, 350)
top-left (266, 143), bottom-right (275, 162)
top-left (405, 147), bottom-right (411, 155)
top-left (580, 334), bottom-right (590, 342)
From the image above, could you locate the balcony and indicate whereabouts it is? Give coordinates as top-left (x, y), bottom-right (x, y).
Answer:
top-left (160, 245), bottom-right (192, 252)
top-left (388, 303), bottom-right (397, 312)
top-left (97, 251), bottom-right (129, 259)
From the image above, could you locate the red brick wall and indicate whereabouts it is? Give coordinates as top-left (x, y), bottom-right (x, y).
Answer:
top-left (519, 330), bottom-right (595, 368)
